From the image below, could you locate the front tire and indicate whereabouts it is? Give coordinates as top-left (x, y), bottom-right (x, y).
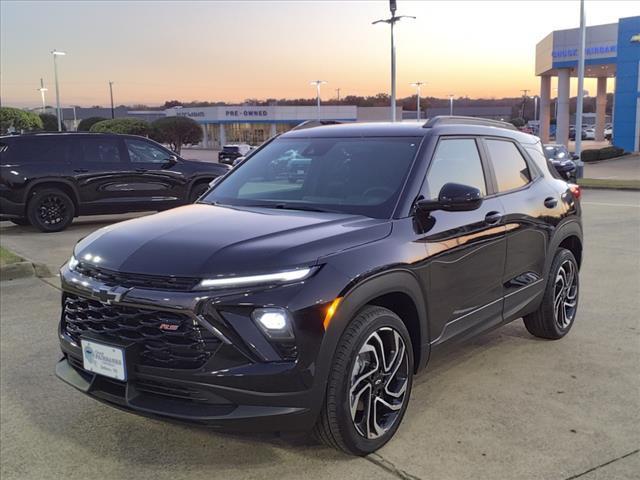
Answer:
top-left (26, 188), bottom-right (75, 233)
top-left (189, 182), bottom-right (210, 203)
top-left (314, 306), bottom-right (413, 455)
top-left (523, 248), bottom-right (579, 339)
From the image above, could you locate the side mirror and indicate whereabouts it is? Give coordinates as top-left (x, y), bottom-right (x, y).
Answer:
top-left (417, 183), bottom-right (483, 213)
top-left (162, 155), bottom-right (178, 169)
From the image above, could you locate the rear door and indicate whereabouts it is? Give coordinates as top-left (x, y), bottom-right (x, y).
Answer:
top-left (416, 137), bottom-right (507, 345)
top-left (123, 137), bottom-right (186, 207)
top-left (482, 137), bottom-right (550, 319)
top-left (71, 136), bottom-right (136, 212)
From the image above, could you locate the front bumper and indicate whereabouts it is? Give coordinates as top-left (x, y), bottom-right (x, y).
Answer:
top-left (55, 263), bottom-right (342, 431)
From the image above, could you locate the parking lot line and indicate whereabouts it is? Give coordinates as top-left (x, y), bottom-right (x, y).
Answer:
top-left (582, 202), bottom-right (640, 208)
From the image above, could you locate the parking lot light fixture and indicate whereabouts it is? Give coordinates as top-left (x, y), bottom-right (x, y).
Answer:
top-left (310, 80), bottom-right (327, 120)
top-left (51, 50), bottom-right (66, 131)
top-left (373, 1), bottom-right (416, 122)
top-left (410, 82), bottom-right (424, 121)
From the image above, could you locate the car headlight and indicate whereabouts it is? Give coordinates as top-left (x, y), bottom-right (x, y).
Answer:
top-left (195, 267), bottom-right (316, 290)
top-left (68, 255), bottom-right (79, 271)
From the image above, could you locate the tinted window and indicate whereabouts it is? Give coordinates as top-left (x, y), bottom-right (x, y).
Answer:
top-left (204, 137), bottom-right (421, 219)
top-left (81, 138), bottom-right (122, 163)
top-left (485, 139), bottom-right (531, 192)
top-left (2, 137), bottom-right (69, 164)
top-left (425, 138), bottom-right (486, 199)
top-left (125, 139), bottom-right (171, 163)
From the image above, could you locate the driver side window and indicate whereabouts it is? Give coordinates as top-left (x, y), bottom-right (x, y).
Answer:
top-left (125, 139), bottom-right (171, 164)
top-left (425, 138), bottom-right (487, 199)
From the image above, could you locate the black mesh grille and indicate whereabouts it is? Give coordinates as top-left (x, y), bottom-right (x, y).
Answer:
top-left (63, 294), bottom-right (220, 369)
top-left (74, 263), bottom-right (199, 291)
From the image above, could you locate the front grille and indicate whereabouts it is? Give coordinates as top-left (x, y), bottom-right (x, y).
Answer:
top-left (63, 294), bottom-right (221, 369)
top-left (135, 379), bottom-right (209, 403)
top-left (74, 262), bottom-right (199, 291)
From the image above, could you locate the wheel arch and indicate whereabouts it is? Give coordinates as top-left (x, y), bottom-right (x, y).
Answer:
top-left (321, 269), bottom-right (430, 376)
top-left (546, 220), bottom-right (583, 276)
top-left (24, 179), bottom-right (80, 215)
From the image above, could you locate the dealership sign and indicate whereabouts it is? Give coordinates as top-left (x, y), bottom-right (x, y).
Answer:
top-left (552, 44), bottom-right (617, 59)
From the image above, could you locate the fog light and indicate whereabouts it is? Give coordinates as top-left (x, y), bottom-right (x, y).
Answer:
top-left (252, 308), bottom-right (294, 340)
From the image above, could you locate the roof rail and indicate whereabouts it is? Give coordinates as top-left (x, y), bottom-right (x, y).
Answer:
top-left (423, 115), bottom-right (517, 131)
top-left (291, 120), bottom-right (343, 131)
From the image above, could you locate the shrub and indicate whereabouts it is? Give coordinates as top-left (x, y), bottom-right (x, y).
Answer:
top-left (0, 107), bottom-right (43, 134)
top-left (150, 116), bottom-right (202, 154)
top-left (510, 117), bottom-right (525, 128)
top-left (39, 113), bottom-right (66, 131)
top-left (90, 118), bottom-right (150, 136)
top-left (78, 116), bottom-right (107, 132)
top-left (580, 146), bottom-right (625, 162)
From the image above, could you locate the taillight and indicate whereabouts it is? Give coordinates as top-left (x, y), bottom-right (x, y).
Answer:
top-left (569, 183), bottom-right (581, 201)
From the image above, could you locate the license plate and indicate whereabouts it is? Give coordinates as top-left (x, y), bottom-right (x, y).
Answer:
top-left (81, 339), bottom-right (126, 381)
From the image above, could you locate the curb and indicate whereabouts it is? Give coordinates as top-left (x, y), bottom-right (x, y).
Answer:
top-left (0, 261), bottom-right (53, 282)
top-left (579, 185), bottom-right (640, 191)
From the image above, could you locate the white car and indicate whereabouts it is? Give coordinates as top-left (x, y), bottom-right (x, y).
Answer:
top-left (604, 125), bottom-right (613, 140)
top-left (582, 128), bottom-right (595, 140)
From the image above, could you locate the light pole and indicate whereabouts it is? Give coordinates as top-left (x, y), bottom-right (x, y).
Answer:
top-left (37, 78), bottom-right (48, 113)
top-left (410, 82), bottom-right (424, 121)
top-left (51, 50), bottom-right (66, 131)
top-left (532, 95), bottom-right (539, 122)
top-left (109, 81), bottom-right (115, 119)
top-left (574, 0), bottom-right (586, 178)
top-left (335, 88), bottom-right (341, 102)
top-left (373, 0), bottom-right (415, 122)
top-left (449, 94), bottom-right (454, 116)
top-left (310, 80), bottom-right (327, 120)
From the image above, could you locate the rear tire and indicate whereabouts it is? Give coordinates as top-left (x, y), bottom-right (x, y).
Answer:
top-left (26, 188), bottom-right (75, 233)
top-left (313, 305), bottom-right (413, 455)
top-left (9, 217), bottom-right (30, 226)
top-left (523, 248), bottom-right (579, 339)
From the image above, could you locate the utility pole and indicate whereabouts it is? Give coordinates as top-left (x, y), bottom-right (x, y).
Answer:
top-left (109, 81), bottom-right (115, 119)
top-left (373, 0), bottom-right (415, 122)
top-left (574, 0), bottom-right (586, 179)
top-left (520, 89), bottom-right (530, 120)
top-left (37, 78), bottom-right (48, 113)
top-left (51, 50), bottom-right (66, 131)
top-left (310, 80), bottom-right (327, 120)
top-left (335, 88), bottom-right (341, 102)
top-left (410, 82), bottom-right (425, 121)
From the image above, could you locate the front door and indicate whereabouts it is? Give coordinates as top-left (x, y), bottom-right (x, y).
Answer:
top-left (416, 137), bottom-right (507, 346)
top-left (123, 137), bottom-right (186, 208)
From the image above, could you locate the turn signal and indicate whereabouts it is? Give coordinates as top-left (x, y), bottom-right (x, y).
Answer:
top-left (569, 184), bottom-right (582, 201)
top-left (323, 298), bottom-right (342, 330)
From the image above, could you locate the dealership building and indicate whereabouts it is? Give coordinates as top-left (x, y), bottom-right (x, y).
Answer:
top-left (535, 15), bottom-right (639, 152)
top-left (165, 105), bottom-right (400, 149)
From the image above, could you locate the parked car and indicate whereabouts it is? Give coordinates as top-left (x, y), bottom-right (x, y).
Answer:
top-left (55, 117), bottom-right (582, 455)
top-left (604, 124), bottom-right (613, 140)
top-left (218, 144), bottom-right (252, 165)
top-left (0, 133), bottom-right (230, 232)
top-left (543, 144), bottom-right (578, 181)
top-left (582, 127), bottom-right (595, 140)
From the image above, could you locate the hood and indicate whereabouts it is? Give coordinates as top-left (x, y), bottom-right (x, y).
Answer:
top-left (74, 204), bottom-right (391, 277)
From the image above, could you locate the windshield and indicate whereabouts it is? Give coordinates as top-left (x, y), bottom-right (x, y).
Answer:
top-left (203, 136), bottom-right (421, 218)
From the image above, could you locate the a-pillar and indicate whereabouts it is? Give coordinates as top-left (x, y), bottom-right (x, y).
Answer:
top-left (556, 69), bottom-right (571, 147)
top-left (539, 75), bottom-right (551, 142)
top-left (595, 77), bottom-right (607, 141)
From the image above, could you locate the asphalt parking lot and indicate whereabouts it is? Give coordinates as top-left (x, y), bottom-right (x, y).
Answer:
top-left (1, 189), bottom-right (639, 480)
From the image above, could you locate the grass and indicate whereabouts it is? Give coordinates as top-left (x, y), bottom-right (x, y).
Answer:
top-left (0, 246), bottom-right (23, 267)
top-left (578, 178), bottom-right (640, 190)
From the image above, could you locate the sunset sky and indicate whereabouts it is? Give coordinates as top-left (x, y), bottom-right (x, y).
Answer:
top-left (1, 1), bottom-right (638, 108)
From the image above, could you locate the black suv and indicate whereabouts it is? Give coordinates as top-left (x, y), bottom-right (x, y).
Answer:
top-left (0, 133), bottom-right (230, 232)
top-left (55, 117), bottom-right (582, 455)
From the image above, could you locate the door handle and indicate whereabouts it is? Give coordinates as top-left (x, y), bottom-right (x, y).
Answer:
top-left (73, 168), bottom-right (88, 173)
top-left (135, 168), bottom-right (148, 173)
top-left (484, 211), bottom-right (502, 225)
top-left (544, 197), bottom-right (558, 209)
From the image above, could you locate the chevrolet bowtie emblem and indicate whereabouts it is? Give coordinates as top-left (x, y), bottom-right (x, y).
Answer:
top-left (92, 286), bottom-right (129, 304)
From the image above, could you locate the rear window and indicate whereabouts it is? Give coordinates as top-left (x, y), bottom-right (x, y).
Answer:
top-left (485, 139), bottom-right (532, 192)
top-left (223, 146), bottom-right (240, 153)
top-left (0, 137), bottom-right (69, 164)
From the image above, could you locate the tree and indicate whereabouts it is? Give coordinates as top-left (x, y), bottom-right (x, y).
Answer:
top-left (90, 118), bottom-right (150, 136)
top-left (0, 107), bottom-right (43, 134)
top-left (39, 113), bottom-right (66, 131)
top-left (150, 116), bottom-right (202, 154)
top-left (77, 116), bottom-right (107, 132)
top-left (163, 100), bottom-right (183, 109)
top-left (510, 117), bottom-right (526, 128)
